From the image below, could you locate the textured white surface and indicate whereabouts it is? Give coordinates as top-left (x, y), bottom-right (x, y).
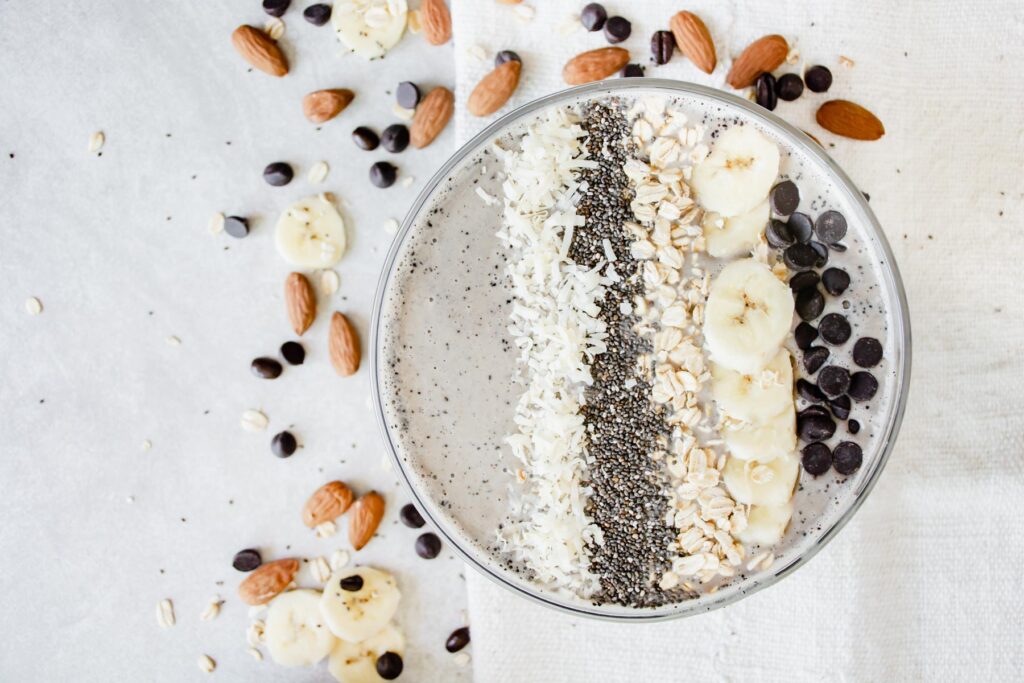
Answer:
top-left (453, 1), bottom-right (1024, 681)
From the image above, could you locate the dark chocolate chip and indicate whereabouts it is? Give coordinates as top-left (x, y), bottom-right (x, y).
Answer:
top-left (829, 242), bottom-right (848, 252)
top-left (776, 73), bottom-right (804, 101)
top-left (805, 65), bottom-right (833, 92)
top-left (787, 212), bottom-right (814, 243)
top-left (848, 419), bottom-right (861, 434)
top-left (263, 0), bottom-right (290, 18)
top-left (340, 574), bottom-right (364, 591)
top-left (370, 161), bottom-right (398, 188)
top-left (803, 346), bottom-right (830, 374)
top-left (818, 313), bottom-right (852, 345)
top-left (232, 548), bottom-right (262, 572)
top-left (303, 3), bottom-right (332, 25)
top-left (798, 413), bottom-right (836, 442)
top-left (376, 652), bottom-right (404, 680)
top-left (651, 30), bottom-right (675, 65)
top-left (821, 267), bottom-right (851, 296)
top-left (801, 442), bottom-right (833, 476)
top-left (396, 81), bottom-right (420, 109)
top-left (755, 72), bottom-right (778, 111)
top-left (381, 124), bottom-right (410, 153)
top-left (817, 365), bottom-right (851, 398)
top-left (797, 378), bottom-right (826, 403)
top-left (415, 532), bottom-right (442, 559)
top-left (251, 357), bottom-right (283, 379)
top-left (604, 16), bottom-right (631, 43)
top-left (785, 244), bottom-right (819, 272)
top-left (770, 180), bottom-right (800, 216)
top-left (280, 341), bottom-right (305, 365)
top-left (271, 431), bottom-right (297, 458)
top-left (789, 270), bottom-right (820, 291)
top-left (848, 371), bottom-right (879, 401)
top-left (399, 503), bottom-right (425, 528)
top-left (352, 127), bottom-right (379, 151)
top-left (580, 3), bottom-right (607, 31)
top-left (795, 321), bottom-right (819, 350)
top-left (829, 394), bottom-right (851, 420)
top-left (795, 286), bottom-right (825, 320)
top-left (263, 161), bottom-right (294, 187)
top-left (495, 50), bottom-right (522, 66)
top-left (224, 216), bottom-right (250, 238)
top-left (446, 626), bottom-right (471, 652)
top-left (814, 210), bottom-right (848, 244)
top-left (809, 240), bottom-right (829, 267)
top-left (620, 63), bottom-right (645, 78)
top-left (852, 337), bottom-right (883, 367)
top-left (833, 441), bottom-right (863, 475)
top-left (766, 219), bottom-right (796, 249)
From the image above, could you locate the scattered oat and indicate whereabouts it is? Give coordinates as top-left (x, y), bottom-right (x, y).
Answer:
top-left (383, 218), bottom-right (399, 234)
top-left (247, 647), bottom-right (264, 662)
top-left (315, 521), bottom-right (337, 538)
top-left (329, 549), bottom-right (351, 570)
top-left (241, 409), bottom-right (269, 432)
top-left (401, 175), bottom-right (415, 188)
top-left (513, 4), bottom-right (535, 21)
top-left (25, 297), bottom-right (43, 315)
top-left (246, 620), bottom-right (266, 647)
top-left (454, 653), bottom-right (471, 667)
top-left (308, 161), bottom-right (329, 184)
top-left (839, 55), bottom-right (855, 68)
top-left (408, 9), bottom-right (422, 34)
top-left (658, 571), bottom-right (680, 590)
top-left (558, 13), bottom-right (582, 35)
top-left (157, 599), bottom-right (175, 628)
top-left (125, 495), bottom-right (135, 504)
top-left (264, 17), bottom-right (285, 40)
top-left (758, 552), bottom-right (775, 571)
top-left (466, 44), bottom-right (487, 62)
top-left (166, 335), bottom-right (181, 346)
top-left (200, 597), bottom-right (223, 622)
top-left (208, 212), bottom-right (225, 235)
top-left (392, 103), bottom-right (415, 121)
top-left (197, 654), bottom-right (216, 673)
top-left (88, 131), bottom-right (105, 153)
top-left (786, 47), bottom-right (800, 65)
top-left (319, 269), bottom-right (340, 296)
top-left (311, 556), bottom-right (331, 584)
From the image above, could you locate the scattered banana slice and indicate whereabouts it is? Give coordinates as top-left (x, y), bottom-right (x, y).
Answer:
top-left (737, 502), bottom-right (794, 546)
top-left (328, 624), bottom-right (405, 683)
top-left (333, 0), bottom-right (408, 60)
top-left (721, 403), bottom-right (796, 463)
top-left (711, 349), bottom-right (794, 425)
top-left (264, 589), bottom-right (337, 668)
top-left (704, 258), bottom-right (795, 375)
top-left (691, 125), bottom-right (780, 217)
top-left (723, 452), bottom-right (799, 506)
top-left (703, 199), bottom-right (769, 258)
top-left (320, 567), bottom-right (400, 642)
top-left (276, 195), bottom-right (346, 268)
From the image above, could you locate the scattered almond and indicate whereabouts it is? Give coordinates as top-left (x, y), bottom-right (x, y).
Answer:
top-left (328, 312), bottom-right (361, 376)
top-left (669, 11), bottom-right (716, 74)
top-left (816, 100), bottom-right (885, 140)
top-left (303, 481), bottom-right (355, 528)
top-left (411, 87), bottom-right (454, 149)
top-left (238, 558), bottom-right (300, 605)
top-left (468, 60), bottom-right (522, 117)
top-left (285, 272), bottom-right (316, 336)
top-left (726, 34), bottom-right (788, 89)
top-left (562, 47), bottom-right (630, 85)
top-left (302, 89), bottom-right (354, 123)
top-left (231, 25), bottom-right (288, 77)
top-left (348, 491), bottom-right (385, 550)
top-left (420, 0), bottom-right (452, 46)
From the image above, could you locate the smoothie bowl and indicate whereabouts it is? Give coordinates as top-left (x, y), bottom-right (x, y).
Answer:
top-left (369, 80), bottom-right (910, 621)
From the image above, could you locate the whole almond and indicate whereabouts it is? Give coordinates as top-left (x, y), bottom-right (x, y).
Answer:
top-left (238, 559), bottom-right (299, 605)
top-left (285, 272), bottom-right (316, 336)
top-left (302, 89), bottom-right (354, 123)
top-left (411, 87), bottom-right (454, 149)
top-left (231, 25), bottom-right (288, 77)
top-left (468, 61), bottom-right (521, 117)
top-left (420, 0), bottom-right (452, 46)
top-left (562, 47), bottom-right (630, 85)
top-left (348, 491), bottom-right (385, 550)
top-left (726, 34), bottom-right (788, 89)
top-left (816, 100), bottom-right (885, 141)
top-left (303, 481), bottom-right (354, 528)
top-left (669, 12), bottom-right (716, 74)
top-left (328, 312), bottom-right (360, 376)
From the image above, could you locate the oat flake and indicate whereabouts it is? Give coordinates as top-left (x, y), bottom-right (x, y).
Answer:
top-left (319, 269), bottom-right (340, 296)
top-left (88, 131), bottom-right (105, 152)
top-left (383, 218), bottom-right (399, 234)
top-left (392, 103), bottom-right (415, 121)
top-left (264, 17), bottom-right (285, 39)
top-left (311, 556), bottom-right (331, 584)
top-left (408, 9), bottom-right (421, 33)
top-left (157, 599), bottom-right (175, 628)
top-left (454, 653), bottom-right (471, 667)
top-left (329, 549), bottom-right (350, 570)
top-left (141, 439), bottom-right (152, 452)
top-left (241, 409), bottom-right (269, 432)
top-left (401, 176), bottom-right (415, 188)
top-left (25, 297), bottom-right (42, 315)
top-left (308, 161), bottom-right (329, 184)
top-left (197, 654), bottom-right (216, 673)
top-left (208, 212), bottom-right (225, 235)
top-left (200, 597), bottom-right (222, 622)
top-left (166, 335), bottom-right (181, 346)
top-left (247, 647), bottom-right (263, 662)
top-left (315, 521), bottom-right (337, 538)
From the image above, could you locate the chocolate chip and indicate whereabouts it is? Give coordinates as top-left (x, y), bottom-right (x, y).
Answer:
top-left (852, 337), bottom-right (883, 367)
top-left (848, 371), bottom-right (878, 401)
top-left (580, 3), bottom-right (607, 31)
top-left (829, 242), bottom-right (848, 252)
top-left (381, 124), bottom-right (410, 153)
top-left (224, 216), bottom-right (250, 238)
top-left (370, 161), bottom-right (398, 188)
top-left (833, 441), bottom-right (863, 475)
top-left (817, 365), bottom-right (851, 398)
top-left (818, 313), bottom-right (852, 345)
top-left (263, 161), bottom-right (294, 187)
top-left (799, 405), bottom-right (831, 421)
top-left (303, 3), bottom-right (332, 25)
top-left (415, 532), bottom-right (442, 559)
top-left (271, 431), bottom-right (297, 458)
top-left (263, 0), bottom-right (290, 18)
top-left (233, 548), bottom-right (262, 572)
top-left (829, 394), bottom-right (851, 420)
top-left (396, 81), bottom-right (420, 109)
top-left (814, 210), bottom-right (848, 244)
top-left (787, 212), bottom-right (814, 243)
top-left (352, 127), bottom-right (379, 151)
top-left (848, 419), bottom-right (861, 434)
top-left (251, 357), bottom-right (283, 379)
top-left (495, 50), bottom-right (522, 66)
top-left (798, 413), bottom-right (836, 442)
top-left (376, 652), bottom-right (403, 680)
top-left (795, 321), bottom-right (819, 350)
top-left (280, 341), bottom-right (305, 365)
top-left (795, 286), bottom-right (825, 320)
top-left (340, 574), bottom-right (364, 591)
top-left (821, 267), bottom-right (850, 296)
top-left (766, 219), bottom-right (796, 249)
top-left (620, 63), bottom-right (645, 78)
top-left (604, 16), bottom-right (631, 43)
top-left (785, 244), bottom-right (819, 272)
top-left (776, 73), bottom-right (804, 101)
top-left (651, 30), bottom-right (675, 65)
top-left (801, 442), bottom-right (832, 476)
top-left (805, 65), bottom-right (833, 93)
top-left (446, 626), bottom-right (471, 652)
top-left (789, 270), bottom-right (819, 292)
top-left (399, 503), bottom-right (425, 528)
top-left (803, 346), bottom-right (830, 374)
top-left (755, 72), bottom-right (778, 111)
top-left (797, 378), bottom-right (826, 403)
top-left (770, 180), bottom-right (800, 216)
top-left (809, 240), bottom-right (829, 267)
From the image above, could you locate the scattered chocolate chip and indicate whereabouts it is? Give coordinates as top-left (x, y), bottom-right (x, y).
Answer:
top-left (809, 240), bottom-right (829, 267)
top-left (755, 72), bottom-right (778, 111)
top-left (798, 412), bottom-right (836, 442)
top-left (833, 441), bottom-right (863, 475)
top-left (852, 337), bottom-right (883, 367)
top-left (801, 442), bottom-right (832, 475)
top-left (821, 267), bottom-right (851, 296)
top-left (799, 405), bottom-right (831, 421)
top-left (580, 3), bottom-right (607, 31)
top-left (263, 0), bottom-right (290, 18)
top-left (415, 532), bottom-right (442, 559)
top-left (787, 212), bottom-right (814, 243)
top-left (233, 548), bottom-right (262, 572)
top-left (399, 503), bottom-right (425, 528)
top-left (604, 16), bottom-right (631, 43)
top-left (848, 419), bottom-right (861, 435)
top-left (789, 270), bottom-right (819, 292)
top-left (340, 574), bottom-right (364, 591)
top-left (620, 63), bottom-right (645, 78)
top-left (805, 65), bottom-right (833, 93)
top-left (271, 431), bottom-right (297, 458)
top-left (352, 127), bottom-right (380, 151)
top-left (770, 180), bottom-right (800, 216)
top-left (848, 371), bottom-right (879, 401)
top-left (263, 161), bottom-right (294, 187)
top-left (376, 652), bottom-right (404, 680)
top-left (651, 30), bottom-right (675, 65)
top-left (303, 3), bottom-right (332, 25)
top-left (224, 216), bottom-right (250, 238)
top-left (795, 321), bottom-right (819, 350)
top-left (766, 219), bottom-right (796, 249)
top-left (829, 394), bottom-right (852, 420)
top-left (818, 313), bottom-right (852, 345)
top-left (280, 341), bottom-right (305, 365)
top-left (814, 210), bottom-right (848, 244)
top-left (817, 365), bottom-right (851, 398)
top-left (495, 50), bottom-right (522, 66)
top-left (829, 242), bottom-right (848, 252)
top-left (396, 81), bottom-right (420, 109)
top-left (803, 346), bottom-right (830, 374)
top-left (795, 286), bottom-right (825, 320)
top-left (776, 73), bottom-right (804, 101)
top-left (251, 357), bottom-right (283, 379)
top-left (446, 627), bottom-right (471, 653)
top-left (381, 124), bottom-right (410, 153)
top-left (797, 378), bottom-right (826, 403)
top-left (785, 244), bottom-right (819, 272)
top-left (370, 161), bottom-right (398, 188)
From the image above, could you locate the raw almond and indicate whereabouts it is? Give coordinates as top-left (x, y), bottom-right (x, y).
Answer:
top-left (420, 0), bottom-right (452, 46)
top-left (303, 481), bottom-right (354, 527)
top-left (238, 559), bottom-right (299, 605)
top-left (231, 25), bottom-right (288, 77)
top-left (726, 34), bottom-right (788, 89)
top-left (562, 47), bottom-right (630, 85)
top-left (348, 491), bottom-right (385, 550)
top-left (328, 312), bottom-right (360, 376)
top-left (302, 89), bottom-right (354, 123)
top-left (468, 61), bottom-right (521, 117)
top-left (669, 11), bottom-right (716, 74)
top-left (411, 87), bottom-right (454, 149)
top-left (285, 272), bottom-right (316, 336)
top-left (816, 100), bottom-right (885, 141)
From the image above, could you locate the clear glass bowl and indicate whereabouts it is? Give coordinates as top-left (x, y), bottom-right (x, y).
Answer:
top-left (369, 79), bottom-right (912, 621)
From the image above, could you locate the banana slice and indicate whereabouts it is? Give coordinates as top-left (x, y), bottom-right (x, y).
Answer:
top-left (737, 503), bottom-right (794, 546)
top-left (320, 567), bottom-right (400, 642)
top-left (333, 0), bottom-right (408, 60)
top-left (723, 451), bottom-right (799, 506)
top-left (275, 195), bottom-right (347, 268)
top-left (721, 403), bottom-right (796, 463)
top-left (703, 200), bottom-right (769, 259)
top-left (711, 348), bottom-right (794, 425)
top-left (704, 258), bottom-right (794, 375)
top-left (691, 125), bottom-right (780, 217)
top-left (328, 624), bottom-right (405, 683)
top-left (264, 589), bottom-right (337, 668)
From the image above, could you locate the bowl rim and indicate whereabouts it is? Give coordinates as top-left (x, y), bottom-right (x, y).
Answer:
top-left (369, 78), bottom-right (912, 622)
